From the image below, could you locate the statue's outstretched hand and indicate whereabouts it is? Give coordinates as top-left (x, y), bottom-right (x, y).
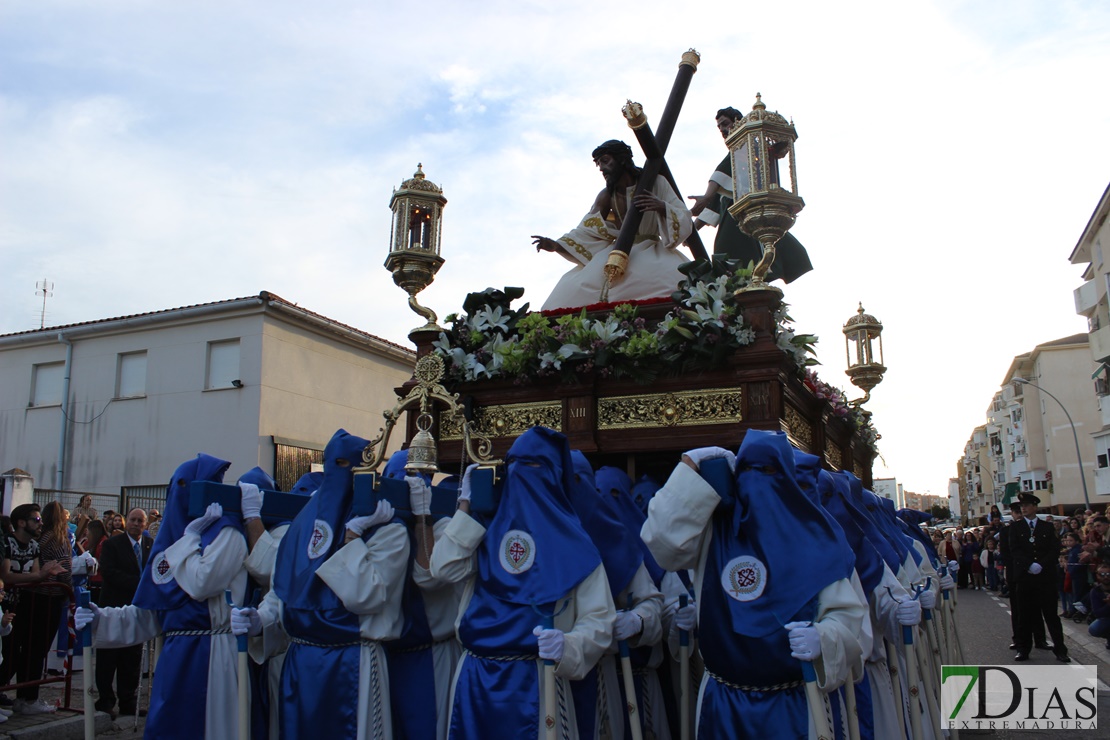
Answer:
top-left (687, 194), bottom-right (710, 216)
top-left (532, 235), bottom-right (559, 253)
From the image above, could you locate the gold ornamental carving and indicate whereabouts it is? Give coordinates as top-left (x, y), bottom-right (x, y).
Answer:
top-left (782, 404), bottom-right (812, 449)
top-left (853, 461), bottom-right (865, 479)
top-left (824, 440), bottom-right (842, 470)
top-left (356, 353), bottom-right (500, 475)
top-left (598, 388), bottom-right (743, 430)
top-left (440, 401), bottom-right (562, 441)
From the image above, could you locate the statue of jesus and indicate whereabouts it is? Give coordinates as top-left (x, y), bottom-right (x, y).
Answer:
top-left (532, 140), bottom-right (692, 311)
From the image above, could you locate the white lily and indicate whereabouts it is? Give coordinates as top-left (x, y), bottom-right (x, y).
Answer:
top-left (590, 318), bottom-right (627, 344)
top-left (462, 354), bottom-right (489, 380)
top-left (472, 305), bottom-right (510, 333)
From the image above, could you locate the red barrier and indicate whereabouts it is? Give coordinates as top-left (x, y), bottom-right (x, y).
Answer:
top-left (0, 581), bottom-right (76, 711)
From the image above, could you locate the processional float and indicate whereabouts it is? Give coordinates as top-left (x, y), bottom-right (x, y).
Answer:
top-left (367, 50), bottom-right (894, 740)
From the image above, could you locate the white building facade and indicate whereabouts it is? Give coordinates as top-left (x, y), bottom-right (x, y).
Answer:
top-left (1070, 182), bottom-right (1110, 499)
top-left (0, 292), bottom-right (414, 510)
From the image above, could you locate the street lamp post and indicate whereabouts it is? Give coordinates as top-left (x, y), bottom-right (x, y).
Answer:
top-left (1012, 377), bottom-right (1091, 509)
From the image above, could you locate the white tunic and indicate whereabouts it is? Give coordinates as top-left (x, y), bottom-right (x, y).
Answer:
top-left (541, 178), bottom-right (693, 311)
top-left (640, 462), bottom-right (868, 739)
top-left (429, 510), bottom-right (616, 739)
top-left (244, 523), bottom-right (291, 740)
top-left (92, 527), bottom-right (248, 740)
top-left (410, 517), bottom-right (466, 740)
top-left (254, 523), bottom-right (410, 740)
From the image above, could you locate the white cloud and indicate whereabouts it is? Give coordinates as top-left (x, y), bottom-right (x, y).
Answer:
top-left (1, 0), bottom-right (1108, 495)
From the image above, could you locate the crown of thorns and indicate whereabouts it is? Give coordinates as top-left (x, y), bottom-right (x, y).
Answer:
top-left (592, 140), bottom-right (635, 166)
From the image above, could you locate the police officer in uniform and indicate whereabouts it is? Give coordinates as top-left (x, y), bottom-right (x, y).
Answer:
top-left (1008, 493), bottom-right (1069, 662)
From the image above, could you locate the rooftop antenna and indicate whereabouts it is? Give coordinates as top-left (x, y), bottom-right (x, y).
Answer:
top-left (35, 278), bottom-right (53, 329)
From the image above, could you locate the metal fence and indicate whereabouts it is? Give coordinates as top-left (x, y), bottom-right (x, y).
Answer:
top-left (275, 443), bottom-right (324, 491)
top-left (32, 489), bottom-right (120, 518)
top-left (121, 485), bottom-right (167, 518)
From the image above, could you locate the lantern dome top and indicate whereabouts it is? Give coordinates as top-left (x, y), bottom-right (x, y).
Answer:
top-left (398, 163), bottom-right (443, 195)
top-left (845, 303), bottom-right (880, 327)
top-left (742, 93), bottom-right (791, 128)
top-left (844, 303), bottom-right (882, 339)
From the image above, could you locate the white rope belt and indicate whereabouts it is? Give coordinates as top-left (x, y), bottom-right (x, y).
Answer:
top-left (463, 647), bottom-right (536, 662)
top-left (290, 636), bottom-right (376, 648)
top-left (163, 628), bottom-right (232, 637)
top-left (706, 669), bottom-right (804, 693)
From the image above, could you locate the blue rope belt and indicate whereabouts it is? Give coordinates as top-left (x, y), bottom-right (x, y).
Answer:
top-left (706, 669), bottom-right (803, 693)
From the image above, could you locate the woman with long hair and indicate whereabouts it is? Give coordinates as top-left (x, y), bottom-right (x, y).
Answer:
top-left (965, 531), bottom-right (984, 590)
top-left (73, 495), bottom-right (98, 523)
top-left (27, 502), bottom-right (72, 702)
top-left (83, 520), bottom-right (108, 603)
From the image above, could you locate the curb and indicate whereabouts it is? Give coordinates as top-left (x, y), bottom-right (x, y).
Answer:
top-left (1, 711), bottom-right (113, 740)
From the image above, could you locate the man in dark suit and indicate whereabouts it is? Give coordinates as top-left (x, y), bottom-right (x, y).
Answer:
top-left (1000, 500), bottom-right (1046, 650)
top-left (1008, 492), bottom-right (1069, 662)
top-left (95, 508), bottom-right (153, 716)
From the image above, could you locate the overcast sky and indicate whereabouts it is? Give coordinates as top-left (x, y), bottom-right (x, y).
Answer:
top-left (3, 0), bottom-right (1108, 497)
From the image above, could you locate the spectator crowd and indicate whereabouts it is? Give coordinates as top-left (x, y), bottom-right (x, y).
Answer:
top-left (0, 494), bottom-right (162, 719)
top-left (931, 503), bottom-right (1109, 656)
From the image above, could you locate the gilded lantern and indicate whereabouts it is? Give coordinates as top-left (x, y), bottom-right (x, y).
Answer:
top-left (725, 93), bottom-right (805, 293)
top-left (385, 164), bottom-right (447, 336)
top-left (843, 303), bottom-right (886, 406)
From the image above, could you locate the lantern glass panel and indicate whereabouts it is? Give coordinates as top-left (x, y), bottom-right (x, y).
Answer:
top-left (751, 134), bottom-right (765, 191)
top-left (409, 205), bottom-right (433, 250)
top-left (733, 140), bottom-right (751, 199)
top-left (767, 137), bottom-right (788, 189)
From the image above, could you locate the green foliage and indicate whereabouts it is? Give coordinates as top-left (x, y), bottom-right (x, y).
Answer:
top-left (432, 262), bottom-right (820, 386)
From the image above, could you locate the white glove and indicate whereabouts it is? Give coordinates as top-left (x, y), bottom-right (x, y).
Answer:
top-left (75, 603), bottom-right (100, 632)
top-left (533, 625), bottom-right (565, 662)
top-left (784, 621), bottom-right (822, 662)
top-left (947, 560), bottom-right (959, 575)
top-left (896, 599), bottom-right (921, 626)
top-left (1028, 562), bottom-right (1042, 575)
top-left (939, 574), bottom-right (955, 591)
top-left (406, 475), bottom-right (431, 516)
top-left (239, 482), bottom-right (263, 520)
top-left (614, 611), bottom-right (643, 642)
top-left (683, 447), bottom-right (737, 472)
top-left (71, 551), bottom-right (98, 576)
top-left (231, 607), bottom-right (262, 637)
top-left (346, 500), bottom-right (395, 537)
top-left (918, 589), bottom-right (937, 610)
top-left (459, 464), bottom-right (478, 502)
top-left (675, 601), bottom-right (697, 632)
top-left (185, 503), bottom-right (223, 537)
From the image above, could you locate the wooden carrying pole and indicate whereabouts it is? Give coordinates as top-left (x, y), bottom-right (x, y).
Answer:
top-left (226, 590), bottom-right (250, 740)
top-left (541, 614), bottom-right (557, 740)
top-left (886, 640), bottom-right (908, 740)
top-left (618, 596), bottom-right (645, 740)
top-left (902, 626), bottom-right (923, 740)
top-left (843, 667), bottom-right (861, 740)
top-left (78, 589), bottom-right (96, 740)
top-left (678, 594), bottom-right (691, 740)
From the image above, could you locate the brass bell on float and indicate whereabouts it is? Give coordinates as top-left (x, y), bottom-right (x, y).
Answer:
top-left (405, 412), bottom-right (439, 475)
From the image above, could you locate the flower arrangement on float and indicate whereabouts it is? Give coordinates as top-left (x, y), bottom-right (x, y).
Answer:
top-left (429, 257), bottom-right (878, 453)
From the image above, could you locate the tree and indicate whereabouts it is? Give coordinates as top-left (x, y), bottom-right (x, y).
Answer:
top-left (930, 504), bottom-right (951, 520)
